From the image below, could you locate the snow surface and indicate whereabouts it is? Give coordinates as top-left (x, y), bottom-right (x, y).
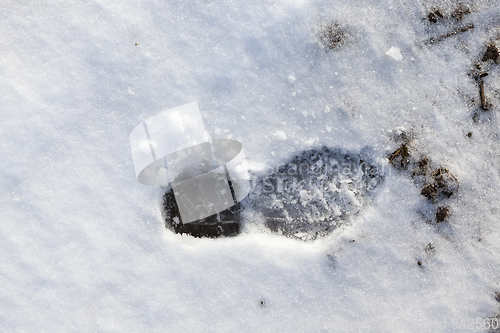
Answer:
top-left (1, 0), bottom-right (500, 332)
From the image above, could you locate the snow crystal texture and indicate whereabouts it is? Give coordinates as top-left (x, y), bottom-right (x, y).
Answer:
top-left (1, 0), bottom-right (500, 332)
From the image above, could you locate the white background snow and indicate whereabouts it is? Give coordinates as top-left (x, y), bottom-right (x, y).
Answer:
top-left (1, 0), bottom-right (500, 331)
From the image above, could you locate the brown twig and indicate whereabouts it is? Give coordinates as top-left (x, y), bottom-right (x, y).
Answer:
top-left (388, 143), bottom-right (408, 164)
top-left (478, 72), bottom-right (488, 110)
top-left (431, 168), bottom-right (460, 191)
top-left (425, 24), bottom-right (474, 45)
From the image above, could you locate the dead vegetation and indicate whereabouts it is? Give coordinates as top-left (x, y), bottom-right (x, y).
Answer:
top-left (470, 42), bottom-right (499, 120)
top-left (431, 168), bottom-right (460, 198)
top-left (388, 131), bottom-right (459, 224)
top-left (425, 24), bottom-right (474, 45)
top-left (417, 166), bottom-right (459, 202)
top-left (388, 143), bottom-right (410, 169)
top-left (426, 3), bottom-right (472, 24)
top-left (318, 22), bottom-right (348, 51)
top-left (425, 242), bottom-right (435, 254)
top-left (482, 44), bottom-right (500, 63)
top-left (427, 8), bottom-right (444, 24)
top-left (436, 206), bottom-right (450, 222)
top-left (423, 4), bottom-right (474, 45)
top-left (451, 4), bottom-right (471, 21)
top-left (421, 184), bottom-right (437, 199)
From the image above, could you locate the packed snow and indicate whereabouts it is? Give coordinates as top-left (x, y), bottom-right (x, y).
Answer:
top-left (1, 0), bottom-right (500, 332)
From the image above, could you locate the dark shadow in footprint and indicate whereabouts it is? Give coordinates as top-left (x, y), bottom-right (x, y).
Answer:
top-left (250, 147), bottom-right (384, 240)
top-left (162, 189), bottom-right (246, 238)
top-left (162, 146), bottom-right (383, 240)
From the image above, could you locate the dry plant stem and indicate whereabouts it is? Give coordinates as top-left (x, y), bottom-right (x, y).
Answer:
top-left (425, 24), bottom-right (474, 45)
top-left (388, 143), bottom-right (409, 167)
top-left (479, 80), bottom-right (485, 109)
top-left (478, 72), bottom-right (488, 110)
top-left (432, 168), bottom-right (460, 191)
top-left (388, 146), bottom-right (403, 164)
